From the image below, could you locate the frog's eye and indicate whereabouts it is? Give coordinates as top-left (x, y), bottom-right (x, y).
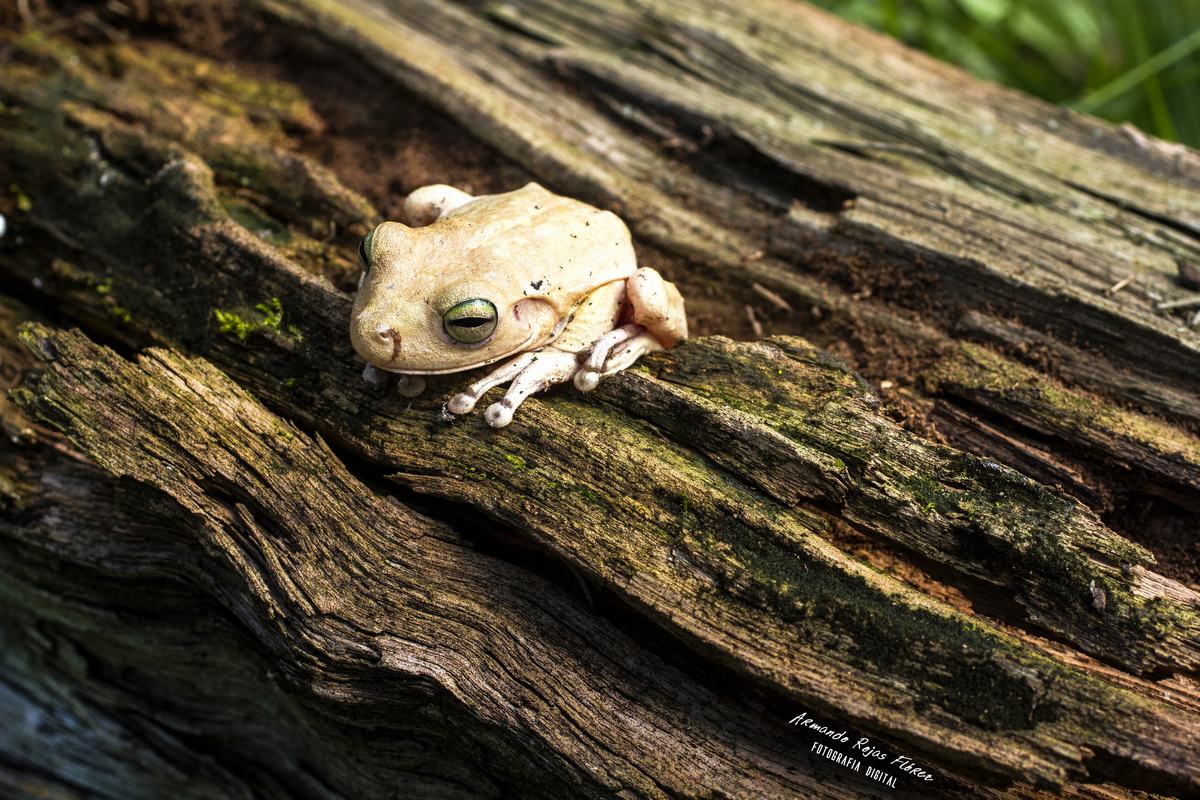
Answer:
top-left (357, 227), bottom-right (377, 273)
top-left (443, 298), bottom-right (498, 344)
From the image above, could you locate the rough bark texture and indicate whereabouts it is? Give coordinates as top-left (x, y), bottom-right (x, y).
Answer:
top-left (1, 2), bottom-right (1198, 799)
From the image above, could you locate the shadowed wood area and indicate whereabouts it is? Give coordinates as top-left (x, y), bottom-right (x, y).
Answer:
top-left (1, 1), bottom-right (1198, 798)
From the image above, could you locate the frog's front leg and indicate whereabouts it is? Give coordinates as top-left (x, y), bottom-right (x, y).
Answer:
top-left (362, 364), bottom-right (427, 397)
top-left (482, 350), bottom-right (581, 428)
top-left (446, 351), bottom-right (538, 416)
top-left (447, 349), bottom-right (580, 428)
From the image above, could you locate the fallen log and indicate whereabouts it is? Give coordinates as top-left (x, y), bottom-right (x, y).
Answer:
top-left (1, 2), bottom-right (1199, 798)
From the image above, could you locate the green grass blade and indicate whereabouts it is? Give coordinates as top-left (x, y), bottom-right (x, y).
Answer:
top-left (1075, 23), bottom-right (1200, 115)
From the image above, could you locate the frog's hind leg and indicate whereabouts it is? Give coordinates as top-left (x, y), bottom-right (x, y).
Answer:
top-left (597, 332), bottom-right (664, 377)
top-left (404, 184), bottom-right (474, 227)
top-left (573, 323), bottom-right (643, 391)
top-left (627, 267), bottom-right (687, 346)
top-left (574, 268), bottom-right (686, 391)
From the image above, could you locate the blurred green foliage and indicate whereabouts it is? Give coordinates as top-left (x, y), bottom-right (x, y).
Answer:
top-left (810, 0), bottom-right (1200, 147)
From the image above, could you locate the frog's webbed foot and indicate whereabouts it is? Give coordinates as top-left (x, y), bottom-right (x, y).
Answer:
top-left (572, 324), bottom-right (663, 391)
top-left (447, 349), bottom-right (580, 428)
top-left (362, 365), bottom-right (426, 397)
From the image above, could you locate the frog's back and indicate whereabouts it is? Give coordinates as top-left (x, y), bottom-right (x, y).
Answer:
top-left (440, 183), bottom-right (638, 314)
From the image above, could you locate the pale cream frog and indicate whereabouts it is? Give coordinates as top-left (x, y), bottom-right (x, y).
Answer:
top-left (350, 182), bottom-right (688, 428)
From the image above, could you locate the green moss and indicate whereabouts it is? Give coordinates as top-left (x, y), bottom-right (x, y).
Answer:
top-left (925, 643), bottom-right (1063, 729)
top-left (213, 298), bottom-right (302, 344)
top-left (213, 309), bottom-right (256, 342)
top-left (573, 484), bottom-right (606, 507)
top-left (255, 298), bottom-right (284, 331)
top-left (935, 343), bottom-right (1200, 463)
top-left (152, 45), bottom-right (320, 132)
top-left (107, 303), bottom-right (133, 325)
top-left (502, 453), bottom-right (527, 470)
top-left (14, 30), bottom-right (46, 49)
top-left (681, 502), bottom-right (1068, 730)
top-left (9, 183), bottom-right (32, 213)
top-left (79, 274), bottom-right (134, 326)
top-left (921, 451), bottom-right (1197, 671)
top-left (906, 473), bottom-right (955, 516)
top-left (653, 339), bottom-right (878, 472)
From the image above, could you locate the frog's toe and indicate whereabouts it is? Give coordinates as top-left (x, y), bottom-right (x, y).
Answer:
top-left (483, 399), bottom-right (516, 428)
top-left (395, 374), bottom-right (427, 397)
top-left (447, 392), bottom-right (478, 415)
top-left (598, 332), bottom-right (663, 377)
top-left (576, 323), bottom-right (642, 392)
top-left (584, 324), bottom-right (641, 372)
top-left (573, 369), bottom-right (601, 392)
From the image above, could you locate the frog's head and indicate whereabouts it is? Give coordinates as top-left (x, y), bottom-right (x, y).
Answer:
top-left (349, 222), bottom-right (560, 374)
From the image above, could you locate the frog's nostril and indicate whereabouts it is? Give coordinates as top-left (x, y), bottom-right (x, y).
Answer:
top-left (374, 326), bottom-right (403, 360)
top-left (352, 319), bottom-right (402, 365)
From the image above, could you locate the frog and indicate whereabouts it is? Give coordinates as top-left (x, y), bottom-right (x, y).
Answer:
top-left (349, 182), bottom-right (688, 428)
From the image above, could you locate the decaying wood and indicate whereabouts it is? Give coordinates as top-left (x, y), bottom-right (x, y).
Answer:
top-left (1, 1), bottom-right (1199, 798)
top-left (8, 323), bottom-right (868, 800)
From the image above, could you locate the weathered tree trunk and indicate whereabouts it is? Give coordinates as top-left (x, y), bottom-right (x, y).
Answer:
top-left (1, 1), bottom-right (1199, 798)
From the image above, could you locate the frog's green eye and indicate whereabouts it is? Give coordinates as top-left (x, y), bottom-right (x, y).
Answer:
top-left (443, 298), bottom-right (498, 344)
top-left (357, 227), bottom-right (377, 272)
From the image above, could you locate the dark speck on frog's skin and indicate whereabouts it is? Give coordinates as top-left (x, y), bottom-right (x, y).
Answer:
top-left (530, 280), bottom-right (544, 290)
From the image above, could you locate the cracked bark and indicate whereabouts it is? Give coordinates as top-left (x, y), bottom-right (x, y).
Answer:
top-left (1, 2), bottom-right (1199, 799)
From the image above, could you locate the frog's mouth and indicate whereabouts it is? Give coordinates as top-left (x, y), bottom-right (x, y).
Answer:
top-left (371, 307), bottom-right (572, 375)
top-left (373, 330), bottom-right (547, 375)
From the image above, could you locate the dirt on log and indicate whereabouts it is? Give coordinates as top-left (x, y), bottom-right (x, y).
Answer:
top-left (1, 2), bottom-right (1199, 799)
